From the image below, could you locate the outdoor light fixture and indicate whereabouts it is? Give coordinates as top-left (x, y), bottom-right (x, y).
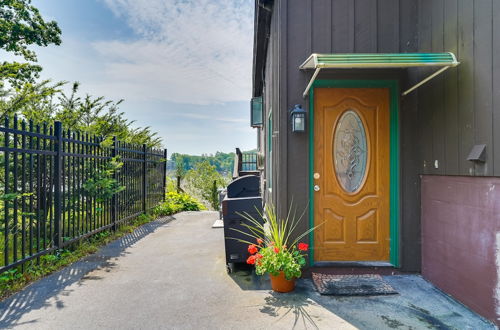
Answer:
top-left (290, 104), bottom-right (306, 132)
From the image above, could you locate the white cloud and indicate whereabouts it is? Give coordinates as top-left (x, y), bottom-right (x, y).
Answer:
top-left (96, 0), bottom-right (254, 104)
top-left (179, 111), bottom-right (247, 123)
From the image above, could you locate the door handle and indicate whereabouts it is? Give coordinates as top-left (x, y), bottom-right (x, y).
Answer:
top-left (314, 185), bottom-right (320, 192)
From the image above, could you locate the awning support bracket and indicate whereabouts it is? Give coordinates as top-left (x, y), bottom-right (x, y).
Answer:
top-left (401, 66), bottom-right (451, 96)
top-left (299, 53), bottom-right (459, 98)
top-left (303, 67), bottom-right (321, 98)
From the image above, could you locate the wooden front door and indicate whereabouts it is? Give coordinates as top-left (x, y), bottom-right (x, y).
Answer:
top-left (313, 88), bottom-right (390, 262)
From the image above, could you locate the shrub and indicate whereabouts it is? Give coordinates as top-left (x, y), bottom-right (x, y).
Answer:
top-left (153, 191), bottom-right (204, 217)
top-left (184, 160), bottom-right (229, 210)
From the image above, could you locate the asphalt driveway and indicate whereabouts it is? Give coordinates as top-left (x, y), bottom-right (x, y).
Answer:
top-left (0, 211), bottom-right (495, 329)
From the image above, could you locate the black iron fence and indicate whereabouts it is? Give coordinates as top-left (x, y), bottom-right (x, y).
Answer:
top-left (0, 117), bottom-right (167, 273)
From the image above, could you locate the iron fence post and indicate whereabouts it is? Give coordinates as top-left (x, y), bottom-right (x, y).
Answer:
top-left (236, 148), bottom-right (242, 174)
top-left (4, 117), bottom-right (9, 266)
top-left (111, 136), bottom-right (118, 230)
top-left (142, 144), bottom-right (147, 213)
top-left (163, 149), bottom-right (167, 202)
top-left (53, 121), bottom-right (63, 248)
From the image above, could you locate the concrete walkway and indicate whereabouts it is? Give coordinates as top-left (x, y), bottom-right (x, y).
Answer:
top-left (0, 211), bottom-right (495, 329)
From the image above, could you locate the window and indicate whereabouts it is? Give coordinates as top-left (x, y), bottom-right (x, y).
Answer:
top-left (333, 110), bottom-right (368, 193)
top-left (251, 96), bottom-right (263, 127)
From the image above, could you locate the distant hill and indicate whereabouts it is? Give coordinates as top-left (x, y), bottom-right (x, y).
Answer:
top-left (168, 150), bottom-right (257, 176)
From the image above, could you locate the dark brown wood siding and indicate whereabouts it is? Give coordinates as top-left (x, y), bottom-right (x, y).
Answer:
top-left (258, 0), bottom-right (500, 272)
top-left (415, 0), bottom-right (497, 177)
top-left (274, 0), bottom-right (422, 271)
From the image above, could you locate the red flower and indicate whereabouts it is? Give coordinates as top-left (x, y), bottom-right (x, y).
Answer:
top-left (256, 238), bottom-right (263, 245)
top-left (246, 255), bottom-right (256, 265)
top-left (274, 247), bottom-right (280, 253)
top-left (255, 253), bottom-right (263, 259)
top-left (298, 243), bottom-right (309, 251)
top-left (248, 244), bottom-right (258, 255)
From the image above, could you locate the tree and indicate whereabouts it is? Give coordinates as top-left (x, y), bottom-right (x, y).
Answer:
top-left (0, 0), bottom-right (62, 86)
top-left (170, 151), bottom-right (236, 175)
top-left (0, 80), bottom-right (163, 147)
top-left (184, 160), bottom-right (227, 210)
top-left (0, 79), bottom-right (63, 120)
top-left (174, 155), bottom-right (186, 178)
top-left (0, 1), bottom-right (162, 147)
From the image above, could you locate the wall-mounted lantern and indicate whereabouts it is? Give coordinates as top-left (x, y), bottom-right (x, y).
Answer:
top-left (250, 96), bottom-right (263, 127)
top-left (290, 104), bottom-right (306, 132)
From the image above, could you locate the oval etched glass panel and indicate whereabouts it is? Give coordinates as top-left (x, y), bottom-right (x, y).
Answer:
top-left (333, 110), bottom-right (368, 193)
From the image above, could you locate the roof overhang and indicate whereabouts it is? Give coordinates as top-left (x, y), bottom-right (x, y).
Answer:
top-left (252, 0), bottom-right (274, 98)
top-left (299, 53), bottom-right (460, 97)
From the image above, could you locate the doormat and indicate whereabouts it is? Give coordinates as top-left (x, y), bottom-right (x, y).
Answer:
top-left (312, 273), bottom-right (398, 296)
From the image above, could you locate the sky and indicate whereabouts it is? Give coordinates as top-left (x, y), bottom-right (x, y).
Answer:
top-left (28, 0), bottom-right (256, 156)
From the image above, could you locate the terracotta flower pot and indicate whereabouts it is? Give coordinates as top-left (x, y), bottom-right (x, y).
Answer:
top-left (269, 271), bottom-right (296, 293)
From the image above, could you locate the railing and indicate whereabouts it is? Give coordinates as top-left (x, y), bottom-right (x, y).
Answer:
top-left (233, 148), bottom-right (258, 178)
top-left (0, 117), bottom-right (167, 273)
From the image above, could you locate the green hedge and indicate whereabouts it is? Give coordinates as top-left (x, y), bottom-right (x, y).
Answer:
top-left (153, 191), bottom-right (205, 216)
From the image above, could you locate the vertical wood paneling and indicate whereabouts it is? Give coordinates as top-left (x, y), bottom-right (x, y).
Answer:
top-left (457, 0), bottom-right (474, 175)
top-left (443, 0), bottom-right (459, 174)
top-left (312, 0), bottom-right (332, 53)
top-left (286, 0), bottom-right (311, 227)
top-left (377, 0), bottom-right (399, 52)
top-left (277, 0), bottom-right (288, 216)
top-left (431, 0), bottom-right (445, 175)
top-left (418, 0), bottom-right (433, 175)
top-left (473, 0), bottom-right (493, 176)
top-left (493, 1), bottom-right (500, 176)
top-left (399, 0), bottom-right (418, 52)
top-left (332, 0), bottom-right (354, 52)
top-left (400, 0), bottom-right (420, 271)
top-left (354, 0), bottom-right (377, 52)
top-left (261, 0), bottom-right (500, 271)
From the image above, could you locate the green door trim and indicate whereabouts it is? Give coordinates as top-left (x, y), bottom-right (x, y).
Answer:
top-left (308, 79), bottom-right (400, 267)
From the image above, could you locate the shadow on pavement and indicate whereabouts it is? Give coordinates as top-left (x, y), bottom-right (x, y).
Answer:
top-left (259, 287), bottom-right (321, 330)
top-left (227, 266), bottom-right (496, 330)
top-left (0, 216), bottom-right (174, 329)
top-left (227, 263), bottom-right (271, 291)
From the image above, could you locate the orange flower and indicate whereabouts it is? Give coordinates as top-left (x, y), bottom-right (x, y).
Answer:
top-left (246, 255), bottom-right (256, 265)
top-left (248, 244), bottom-right (258, 255)
top-left (256, 238), bottom-right (263, 245)
top-left (274, 247), bottom-right (280, 253)
top-left (255, 253), bottom-right (263, 259)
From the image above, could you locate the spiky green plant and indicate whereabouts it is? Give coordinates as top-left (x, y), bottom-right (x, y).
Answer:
top-left (231, 202), bottom-right (316, 249)
top-left (229, 202), bottom-right (322, 279)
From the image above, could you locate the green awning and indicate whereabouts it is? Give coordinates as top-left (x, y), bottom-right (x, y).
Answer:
top-left (299, 53), bottom-right (459, 97)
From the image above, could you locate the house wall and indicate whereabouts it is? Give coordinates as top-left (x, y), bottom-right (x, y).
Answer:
top-left (415, 0), bottom-right (500, 177)
top-left (257, 0), bottom-right (500, 272)
top-left (421, 175), bottom-right (500, 325)
top-left (265, 0), bottom-right (421, 271)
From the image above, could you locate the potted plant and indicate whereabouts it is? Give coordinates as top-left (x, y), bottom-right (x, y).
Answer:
top-left (232, 203), bottom-right (318, 293)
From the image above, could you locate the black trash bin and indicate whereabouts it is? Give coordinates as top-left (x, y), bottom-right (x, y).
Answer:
top-left (222, 175), bottom-right (262, 273)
